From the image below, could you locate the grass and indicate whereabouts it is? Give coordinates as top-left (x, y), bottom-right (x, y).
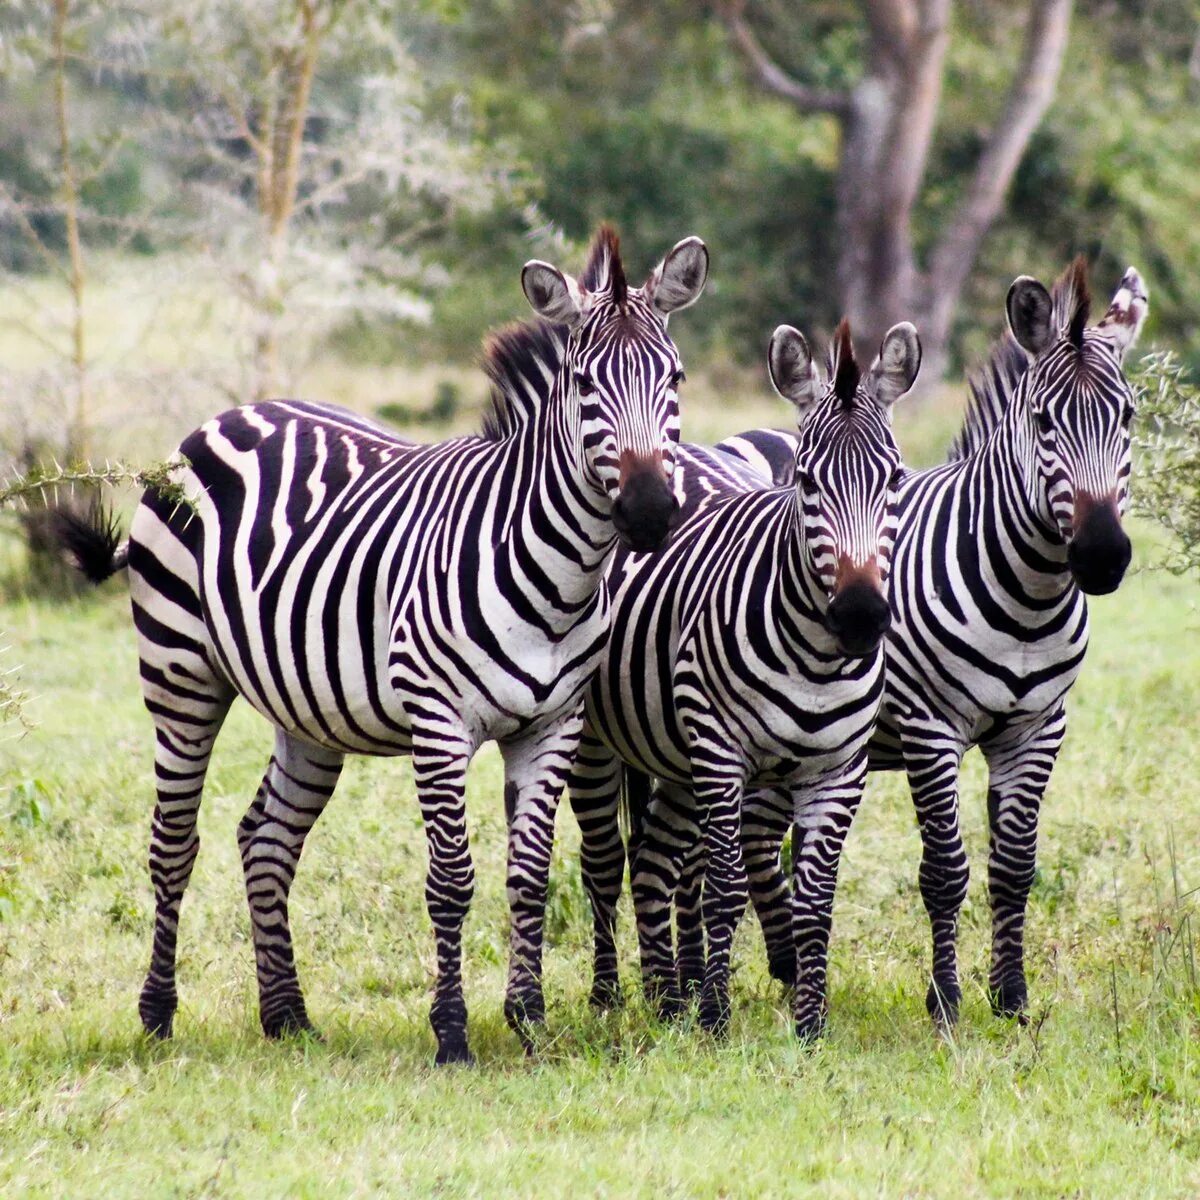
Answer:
top-left (2, 264), bottom-right (1200, 1194)
top-left (2, 517), bottom-right (1200, 1196)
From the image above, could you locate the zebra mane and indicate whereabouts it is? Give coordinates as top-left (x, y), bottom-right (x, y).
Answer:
top-left (480, 318), bottom-right (565, 442)
top-left (826, 318), bottom-right (860, 408)
top-left (580, 223), bottom-right (627, 309)
top-left (947, 257), bottom-right (1093, 462)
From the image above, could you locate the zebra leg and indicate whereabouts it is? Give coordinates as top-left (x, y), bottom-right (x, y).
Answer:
top-left (567, 727), bottom-right (625, 1011)
top-left (695, 777), bottom-right (748, 1037)
top-left (981, 710), bottom-right (1065, 1022)
top-left (631, 780), bottom-right (700, 1020)
top-left (413, 735), bottom-right (476, 1065)
top-left (674, 828), bottom-right (706, 1001)
top-left (140, 702), bottom-right (231, 1038)
top-left (905, 735), bottom-right (968, 1029)
top-left (742, 786), bottom-right (795, 987)
top-left (499, 713), bottom-right (584, 1052)
top-left (238, 731), bottom-right (344, 1039)
top-left (790, 756), bottom-right (867, 1042)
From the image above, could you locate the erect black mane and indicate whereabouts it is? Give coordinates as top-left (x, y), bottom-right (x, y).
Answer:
top-left (948, 256), bottom-right (1094, 463)
top-left (827, 318), bottom-right (860, 407)
top-left (579, 224), bottom-right (627, 309)
top-left (479, 318), bottom-right (566, 442)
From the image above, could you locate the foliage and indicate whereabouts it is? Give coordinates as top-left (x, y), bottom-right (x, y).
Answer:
top-left (1133, 351), bottom-right (1200, 575)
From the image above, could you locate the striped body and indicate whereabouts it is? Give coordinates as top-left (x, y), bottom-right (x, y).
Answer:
top-left (701, 263), bottom-right (1147, 1026)
top-left (98, 227), bottom-right (711, 1062)
top-left (569, 322), bottom-right (919, 1035)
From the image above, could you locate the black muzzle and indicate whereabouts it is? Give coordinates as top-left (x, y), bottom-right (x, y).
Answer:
top-left (1068, 502), bottom-right (1131, 595)
top-left (825, 582), bottom-right (891, 658)
top-left (613, 469), bottom-right (680, 553)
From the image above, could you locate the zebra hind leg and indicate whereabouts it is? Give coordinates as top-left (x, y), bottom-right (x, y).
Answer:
top-left (630, 782), bottom-right (699, 1022)
top-left (238, 730), bottom-right (344, 1039)
top-left (567, 730), bottom-right (626, 1011)
top-left (140, 701), bottom-right (231, 1038)
top-left (674, 830), bottom-right (705, 1002)
top-left (982, 713), bottom-right (1064, 1023)
top-left (498, 716), bottom-right (584, 1053)
top-left (741, 787), bottom-right (795, 988)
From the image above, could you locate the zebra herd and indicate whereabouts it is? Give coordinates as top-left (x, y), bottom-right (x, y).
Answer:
top-left (57, 226), bottom-right (1148, 1064)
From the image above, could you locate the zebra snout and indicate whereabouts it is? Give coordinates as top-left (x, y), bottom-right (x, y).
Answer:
top-left (825, 581), bottom-right (891, 658)
top-left (612, 459), bottom-right (679, 554)
top-left (1068, 492), bottom-right (1131, 596)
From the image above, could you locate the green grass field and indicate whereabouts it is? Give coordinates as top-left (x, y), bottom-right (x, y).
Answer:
top-left (3, 369), bottom-right (1200, 1196)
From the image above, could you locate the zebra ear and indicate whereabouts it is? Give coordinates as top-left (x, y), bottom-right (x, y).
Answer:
top-left (1006, 276), bottom-right (1055, 357)
top-left (646, 237), bottom-right (709, 317)
top-left (522, 261), bottom-right (585, 328)
top-left (768, 325), bottom-right (820, 415)
top-left (867, 322), bottom-right (922, 410)
top-left (1097, 267), bottom-right (1149, 361)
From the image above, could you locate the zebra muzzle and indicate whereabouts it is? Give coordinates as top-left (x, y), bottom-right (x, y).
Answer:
top-left (825, 581), bottom-right (891, 658)
top-left (612, 460), bottom-right (679, 554)
top-left (1068, 492), bottom-right (1131, 596)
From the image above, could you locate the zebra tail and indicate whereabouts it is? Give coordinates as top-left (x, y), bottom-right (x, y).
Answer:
top-left (618, 763), bottom-right (653, 852)
top-left (51, 504), bottom-right (129, 584)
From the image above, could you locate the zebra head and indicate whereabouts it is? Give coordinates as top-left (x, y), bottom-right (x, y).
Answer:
top-left (769, 319), bottom-right (921, 657)
top-left (521, 226), bottom-right (709, 552)
top-left (1007, 259), bottom-right (1149, 595)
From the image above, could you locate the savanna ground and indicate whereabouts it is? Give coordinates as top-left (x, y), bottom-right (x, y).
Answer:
top-left (3, 276), bottom-right (1200, 1197)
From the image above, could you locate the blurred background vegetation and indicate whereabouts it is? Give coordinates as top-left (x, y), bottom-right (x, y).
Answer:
top-left (0, 0), bottom-right (1198, 592)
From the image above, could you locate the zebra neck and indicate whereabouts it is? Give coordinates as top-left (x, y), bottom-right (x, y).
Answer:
top-left (776, 491), bottom-right (835, 643)
top-left (972, 411), bottom-right (1075, 600)
top-left (496, 398), bottom-right (616, 621)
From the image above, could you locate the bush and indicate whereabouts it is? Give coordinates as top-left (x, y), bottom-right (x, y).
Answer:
top-left (1132, 351), bottom-right (1200, 575)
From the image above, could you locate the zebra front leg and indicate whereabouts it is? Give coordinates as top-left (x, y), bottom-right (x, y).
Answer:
top-left (630, 781), bottom-right (700, 1021)
top-left (904, 735), bottom-right (969, 1030)
top-left (412, 733), bottom-right (476, 1065)
top-left (238, 731), bottom-right (343, 1039)
top-left (567, 727), bottom-right (625, 1011)
top-left (981, 710), bottom-right (1065, 1022)
top-left (140, 703), bottom-right (230, 1038)
top-left (499, 714), bottom-right (584, 1052)
top-left (674, 828), bottom-right (706, 1002)
top-left (790, 756), bottom-right (867, 1042)
top-left (742, 786), bottom-right (795, 987)
top-left (696, 777), bottom-right (748, 1037)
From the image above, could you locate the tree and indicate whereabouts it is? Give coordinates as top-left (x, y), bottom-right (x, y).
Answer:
top-left (147, 0), bottom-right (507, 401)
top-left (720, 0), bottom-right (1072, 384)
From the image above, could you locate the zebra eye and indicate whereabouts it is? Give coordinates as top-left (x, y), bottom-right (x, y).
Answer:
top-left (1121, 405), bottom-right (1135, 429)
top-left (889, 467), bottom-right (905, 491)
top-left (670, 369), bottom-right (686, 389)
top-left (796, 469), bottom-right (816, 493)
top-left (1034, 409), bottom-right (1054, 435)
top-left (574, 372), bottom-right (596, 398)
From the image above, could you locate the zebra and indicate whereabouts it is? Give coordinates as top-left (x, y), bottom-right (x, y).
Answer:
top-left (568, 318), bottom-right (922, 1039)
top-left (680, 259), bottom-right (1148, 1031)
top-left (54, 226), bottom-right (709, 1064)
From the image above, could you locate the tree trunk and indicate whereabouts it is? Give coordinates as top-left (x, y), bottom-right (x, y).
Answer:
top-left (722, 0), bottom-right (1073, 385)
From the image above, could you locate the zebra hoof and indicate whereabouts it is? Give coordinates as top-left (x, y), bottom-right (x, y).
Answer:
top-left (261, 1005), bottom-right (318, 1041)
top-left (925, 979), bottom-right (961, 1030)
top-left (138, 990), bottom-right (177, 1040)
top-left (768, 952), bottom-right (797, 989)
top-left (794, 1011), bottom-right (827, 1045)
top-left (698, 993), bottom-right (731, 1038)
top-left (989, 976), bottom-right (1029, 1023)
top-left (434, 1040), bottom-right (475, 1067)
top-left (588, 978), bottom-right (624, 1012)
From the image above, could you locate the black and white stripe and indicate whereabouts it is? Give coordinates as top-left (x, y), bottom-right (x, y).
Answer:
top-left (702, 261), bottom-right (1148, 1029)
top-left (57, 227), bottom-right (709, 1063)
top-left (568, 320), bottom-right (921, 1038)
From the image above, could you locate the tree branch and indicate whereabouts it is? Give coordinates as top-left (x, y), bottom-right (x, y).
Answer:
top-left (719, 2), bottom-right (851, 116)
top-left (925, 0), bottom-right (1073, 313)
